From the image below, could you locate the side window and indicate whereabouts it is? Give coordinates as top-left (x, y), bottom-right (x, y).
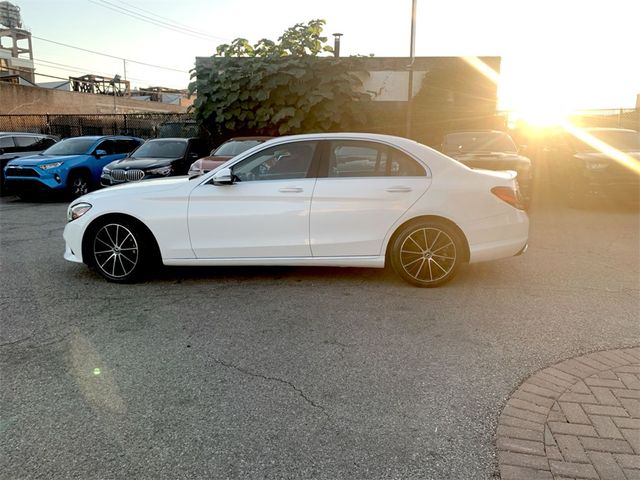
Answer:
top-left (232, 142), bottom-right (317, 182)
top-left (112, 140), bottom-right (138, 154)
top-left (14, 136), bottom-right (39, 150)
top-left (32, 137), bottom-right (56, 150)
top-left (95, 140), bottom-right (115, 155)
top-left (0, 137), bottom-right (15, 150)
top-left (328, 141), bottom-right (425, 177)
top-left (389, 147), bottom-right (427, 176)
top-left (41, 138), bottom-right (57, 149)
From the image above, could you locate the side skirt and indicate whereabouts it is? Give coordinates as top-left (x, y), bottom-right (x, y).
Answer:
top-left (162, 256), bottom-right (386, 268)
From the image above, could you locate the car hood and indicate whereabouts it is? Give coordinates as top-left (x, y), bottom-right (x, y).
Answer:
top-left (78, 176), bottom-right (190, 202)
top-left (7, 154), bottom-right (83, 166)
top-left (448, 152), bottom-right (530, 167)
top-left (105, 157), bottom-right (179, 170)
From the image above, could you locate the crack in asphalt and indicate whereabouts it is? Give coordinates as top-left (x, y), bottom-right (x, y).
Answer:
top-left (211, 356), bottom-right (329, 418)
top-left (0, 330), bottom-right (75, 350)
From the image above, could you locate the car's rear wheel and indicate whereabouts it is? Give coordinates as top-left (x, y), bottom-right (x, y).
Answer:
top-left (89, 219), bottom-right (151, 283)
top-left (390, 220), bottom-right (463, 287)
top-left (68, 171), bottom-right (90, 199)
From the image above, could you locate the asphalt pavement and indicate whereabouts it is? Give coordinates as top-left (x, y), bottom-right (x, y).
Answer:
top-left (1, 190), bottom-right (638, 479)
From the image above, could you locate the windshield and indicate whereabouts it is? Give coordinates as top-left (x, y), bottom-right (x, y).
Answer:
top-left (130, 140), bottom-right (187, 159)
top-left (42, 137), bottom-right (96, 156)
top-left (443, 132), bottom-right (518, 154)
top-left (213, 140), bottom-right (263, 156)
top-left (575, 130), bottom-right (640, 152)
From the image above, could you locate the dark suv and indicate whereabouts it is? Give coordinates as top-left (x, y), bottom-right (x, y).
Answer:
top-left (546, 128), bottom-right (640, 207)
top-left (101, 138), bottom-right (207, 186)
top-left (0, 133), bottom-right (58, 195)
top-left (442, 130), bottom-right (533, 208)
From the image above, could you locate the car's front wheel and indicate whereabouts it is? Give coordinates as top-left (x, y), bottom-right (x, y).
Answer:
top-left (68, 171), bottom-right (90, 199)
top-left (89, 219), bottom-right (152, 282)
top-left (390, 220), bottom-right (464, 287)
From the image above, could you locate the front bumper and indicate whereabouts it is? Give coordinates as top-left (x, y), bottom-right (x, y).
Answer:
top-left (63, 218), bottom-right (86, 263)
top-left (4, 166), bottom-right (67, 194)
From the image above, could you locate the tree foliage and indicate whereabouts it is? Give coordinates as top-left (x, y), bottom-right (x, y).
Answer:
top-left (190, 20), bottom-right (370, 137)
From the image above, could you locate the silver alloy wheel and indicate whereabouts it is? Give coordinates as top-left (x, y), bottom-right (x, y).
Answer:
top-left (93, 223), bottom-right (139, 279)
top-left (399, 227), bottom-right (457, 283)
top-left (72, 175), bottom-right (89, 197)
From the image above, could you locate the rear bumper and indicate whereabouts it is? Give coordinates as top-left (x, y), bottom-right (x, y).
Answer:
top-left (465, 210), bottom-right (529, 263)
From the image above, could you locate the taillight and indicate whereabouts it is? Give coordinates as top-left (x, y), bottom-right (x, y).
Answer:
top-left (491, 186), bottom-right (524, 210)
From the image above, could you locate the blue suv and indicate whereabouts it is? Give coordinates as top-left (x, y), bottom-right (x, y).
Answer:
top-left (4, 135), bottom-right (143, 199)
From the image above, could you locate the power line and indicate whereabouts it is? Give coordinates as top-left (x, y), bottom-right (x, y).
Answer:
top-left (108, 0), bottom-right (229, 41)
top-left (89, 0), bottom-right (226, 43)
top-left (34, 58), bottom-right (156, 84)
top-left (31, 35), bottom-right (189, 73)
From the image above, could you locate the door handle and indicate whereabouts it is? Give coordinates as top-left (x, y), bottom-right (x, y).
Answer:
top-left (278, 187), bottom-right (304, 193)
top-left (385, 186), bottom-right (412, 192)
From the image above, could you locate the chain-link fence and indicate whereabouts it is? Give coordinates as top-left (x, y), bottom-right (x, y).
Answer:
top-left (566, 109), bottom-right (639, 131)
top-left (0, 113), bottom-right (196, 140)
top-left (0, 109), bottom-right (637, 146)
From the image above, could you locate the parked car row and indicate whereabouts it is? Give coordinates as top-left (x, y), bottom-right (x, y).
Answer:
top-left (1, 135), bottom-right (273, 199)
top-left (3, 128), bottom-right (638, 208)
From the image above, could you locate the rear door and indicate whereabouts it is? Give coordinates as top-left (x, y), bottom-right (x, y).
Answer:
top-left (310, 139), bottom-right (431, 257)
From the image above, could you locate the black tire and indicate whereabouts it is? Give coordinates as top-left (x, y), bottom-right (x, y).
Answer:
top-left (390, 220), bottom-right (464, 287)
top-left (88, 219), bottom-right (153, 283)
top-left (68, 171), bottom-right (91, 199)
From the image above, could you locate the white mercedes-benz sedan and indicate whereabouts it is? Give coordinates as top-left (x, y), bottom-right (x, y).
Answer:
top-left (63, 133), bottom-right (529, 287)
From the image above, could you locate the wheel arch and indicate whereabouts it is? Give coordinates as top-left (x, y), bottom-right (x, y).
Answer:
top-left (385, 215), bottom-right (470, 263)
top-left (81, 213), bottom-right (162, 266)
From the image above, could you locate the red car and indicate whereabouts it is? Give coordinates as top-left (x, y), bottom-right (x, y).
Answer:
top-left (188, 136), bottom-right (273, 176)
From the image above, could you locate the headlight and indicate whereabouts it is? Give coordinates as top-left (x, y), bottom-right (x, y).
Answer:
top-left (40, 161), bottom-right (63, 170)
top-left (67, 202), bottom-right (92, 222)
top-left (102, 167), bottom-right (111, 174)
top-left (147, 165), bottom-right (172, 176)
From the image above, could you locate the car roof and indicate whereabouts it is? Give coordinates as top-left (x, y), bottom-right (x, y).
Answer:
top-left (60, 135), bottom-right (142, 141)
top-left (145, 137), bottom-right (192, 142)
top-left (225, 136), bottom-right (274, 141)
top-left (0, 132), bottom-right (56, 137)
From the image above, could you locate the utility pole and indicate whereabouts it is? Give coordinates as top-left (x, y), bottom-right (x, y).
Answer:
top-left (406, 0), bottom-right (417, 138)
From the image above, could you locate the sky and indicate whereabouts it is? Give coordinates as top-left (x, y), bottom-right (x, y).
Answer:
top-left (8, 0), bottom-right (640, 113)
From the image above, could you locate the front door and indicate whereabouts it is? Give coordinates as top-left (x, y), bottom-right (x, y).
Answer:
top-left (188, 141), bottom-right (320, 258)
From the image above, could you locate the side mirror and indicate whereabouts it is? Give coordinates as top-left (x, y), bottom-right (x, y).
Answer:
top-left (212, 167), bottom-right (234, 185)
top-left (94, 149), bottom-right (107, 158)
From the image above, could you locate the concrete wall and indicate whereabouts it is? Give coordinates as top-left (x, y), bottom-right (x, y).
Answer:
top-left (0, 82), bottom-right (187, 114)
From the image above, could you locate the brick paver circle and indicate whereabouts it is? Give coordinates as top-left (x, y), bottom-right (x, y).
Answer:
top-left (497, 347), bottom-right (640, 480)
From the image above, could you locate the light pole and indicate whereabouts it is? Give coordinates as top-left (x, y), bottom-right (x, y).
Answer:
top-left (406, 0), bottom-right (417, 138)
